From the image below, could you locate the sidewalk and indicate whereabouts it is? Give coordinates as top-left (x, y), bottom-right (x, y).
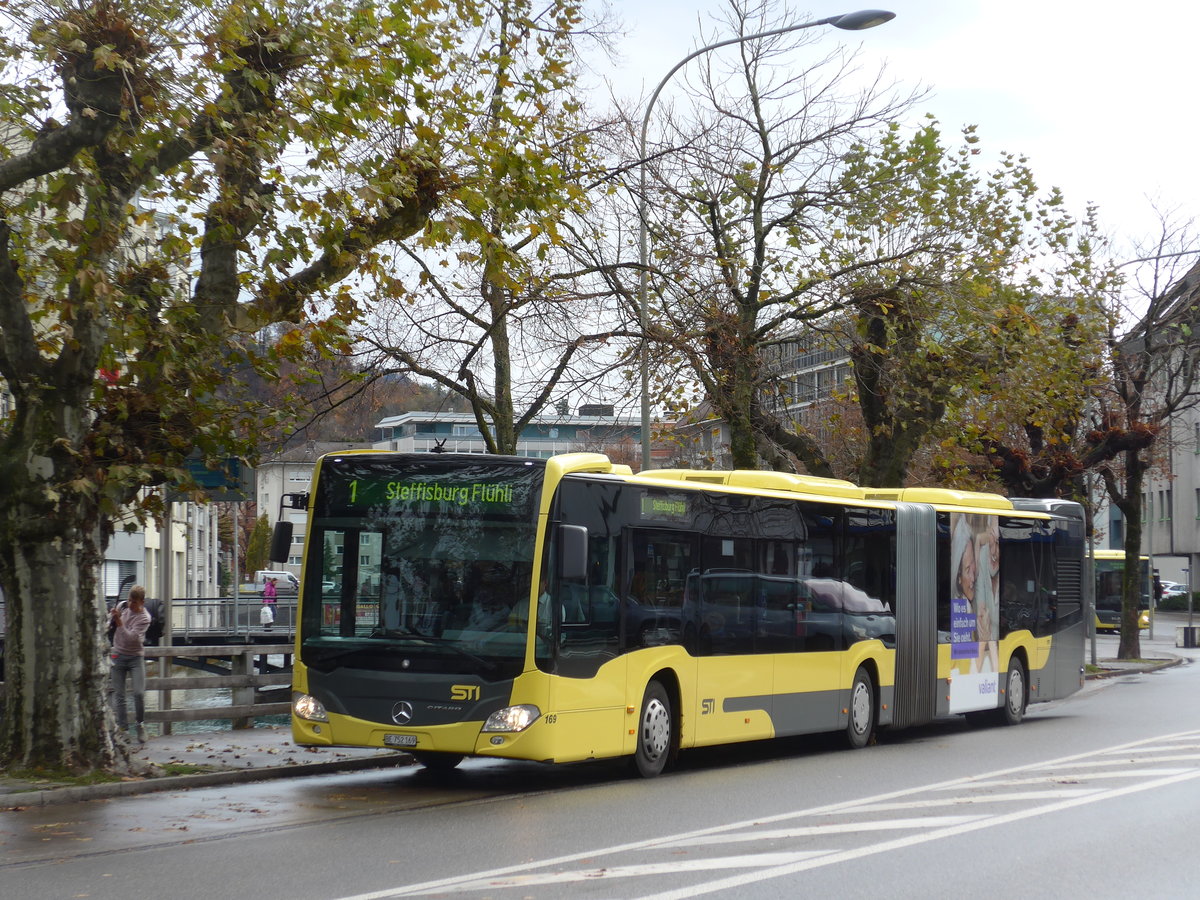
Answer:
top-left (1, 725), bottom-right (411, 807)
top-left (1087, 652), bottom-right (1183, 679)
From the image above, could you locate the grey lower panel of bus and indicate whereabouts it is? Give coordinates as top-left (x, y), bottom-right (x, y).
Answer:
top-left (891, 503), bottom-right (939, 729)
top-left (1032, 619), bottom-right (1086, 704)
top-left (724, 685), bottom-right (897, 735)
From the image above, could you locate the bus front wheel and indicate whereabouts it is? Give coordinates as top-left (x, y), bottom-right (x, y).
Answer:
top-left (632, 680), bottom-right (674, 778)
top-left (845, 666), bottom-right (876, 750)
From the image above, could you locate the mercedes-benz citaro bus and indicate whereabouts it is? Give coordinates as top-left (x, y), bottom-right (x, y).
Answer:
top-left (280, 452), bottom-right (1086, 777)
top-left (1092, 548), bottom-right (1151, 633)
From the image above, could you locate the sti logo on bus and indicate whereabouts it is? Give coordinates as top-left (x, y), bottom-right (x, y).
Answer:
top-left (702, 699), bottom-right (716, 715)
top-left (451, 685), bottom-right (480, 701)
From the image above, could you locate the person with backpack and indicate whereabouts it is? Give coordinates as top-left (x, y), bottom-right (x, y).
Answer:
top-left (109, 585), bottom-right (152, 743)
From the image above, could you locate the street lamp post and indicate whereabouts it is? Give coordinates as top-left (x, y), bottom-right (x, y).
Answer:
top-left (636, 10), bottom-right (896, 471)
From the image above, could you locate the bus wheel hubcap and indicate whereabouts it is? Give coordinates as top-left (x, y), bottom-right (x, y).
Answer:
top-left (851, 683), bottom-right (870, 733)
top-left (642, 699), bottom-right (670, 759)
top-left (1009, 670), bottom-right (1024, 712)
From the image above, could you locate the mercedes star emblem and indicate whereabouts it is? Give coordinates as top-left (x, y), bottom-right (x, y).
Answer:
top-left (391, 700), bottom-right (414, 725)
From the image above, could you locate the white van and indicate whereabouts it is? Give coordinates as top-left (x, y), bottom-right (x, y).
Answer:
top-left (254, 570), bottom-right (299, 593)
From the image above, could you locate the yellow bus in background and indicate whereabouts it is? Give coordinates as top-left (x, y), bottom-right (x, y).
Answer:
top-left (284, 453), bottom-right (1087, 776)
top-left (1093, 549), bottom-right (1150, 633)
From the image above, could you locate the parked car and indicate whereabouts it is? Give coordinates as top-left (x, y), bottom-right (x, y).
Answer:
top-left (1160, 581), bottom-right (1188, 599)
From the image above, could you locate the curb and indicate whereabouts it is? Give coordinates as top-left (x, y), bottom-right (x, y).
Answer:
top-left (3, 752), bottom-right (412, 808)
top-left (1086, 656), bottom-right (1183, 680)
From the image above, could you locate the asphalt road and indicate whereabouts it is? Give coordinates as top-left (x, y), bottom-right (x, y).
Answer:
top-left (2, 620), bottom-right (1198, 900)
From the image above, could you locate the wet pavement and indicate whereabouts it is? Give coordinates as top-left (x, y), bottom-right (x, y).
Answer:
top-left (0, 725), bottom-right (410, 807)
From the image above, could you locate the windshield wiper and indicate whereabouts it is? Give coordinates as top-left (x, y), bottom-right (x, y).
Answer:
top-left (371, 625), bottom-right (427, 639)
top-left (305, 643), bottom-right (408, 664)
top-left (407, 634), bottom-right (499, 673)
top-left (311, 633), bottom-right (499, 674)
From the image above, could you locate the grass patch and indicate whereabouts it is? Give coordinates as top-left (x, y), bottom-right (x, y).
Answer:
top-left (3, 767), bottom-right (123, 786)
top-left (159, 763), bottom-right (220, 776)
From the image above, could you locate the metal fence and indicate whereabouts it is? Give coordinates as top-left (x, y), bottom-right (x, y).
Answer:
top-left (165, 596), bottom-right (297, 640)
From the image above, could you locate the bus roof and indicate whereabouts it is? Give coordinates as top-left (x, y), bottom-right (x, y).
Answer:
top-left (1091, 549), bottom-right (1150, 561)
top-left (619, 464), bottom-right (1049, 518)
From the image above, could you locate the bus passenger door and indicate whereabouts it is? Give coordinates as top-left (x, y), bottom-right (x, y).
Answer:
top-left (692, 537), bottom-right (775, 746)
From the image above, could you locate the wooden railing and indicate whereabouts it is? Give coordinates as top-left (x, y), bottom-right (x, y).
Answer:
top-left (145, 643), bottom-right (294, 732)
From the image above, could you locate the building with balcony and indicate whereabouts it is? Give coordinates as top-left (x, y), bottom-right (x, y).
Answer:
top-left (373, 410), bottom-right (643, 459)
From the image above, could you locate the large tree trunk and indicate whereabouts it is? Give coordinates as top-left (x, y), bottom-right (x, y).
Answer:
top-left (0, 485), bottom-right (118, 772)
top-left (1117, 450), bottom-right (1145, 660)
top-left (0, 365), bottom-right (124, 770)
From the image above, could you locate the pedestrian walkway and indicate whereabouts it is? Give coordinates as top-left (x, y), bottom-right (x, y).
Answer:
top-left (1, 725), bottom-right (409, 807)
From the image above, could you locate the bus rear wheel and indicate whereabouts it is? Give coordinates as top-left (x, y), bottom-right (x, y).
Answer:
top-left (632, 680), bottom-right (673, 778)
top-left (413, 751), bottom-right (463, 771)
top-left (1000, 658), bottom-right (1027, 726)
top-left (845, 666), bottom-right (875, 750)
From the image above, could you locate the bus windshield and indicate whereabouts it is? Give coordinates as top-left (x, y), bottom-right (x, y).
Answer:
top-left (1095, 555), bottom-right (1151, 613)
top-left (300, 455), bottom-right (545, 679)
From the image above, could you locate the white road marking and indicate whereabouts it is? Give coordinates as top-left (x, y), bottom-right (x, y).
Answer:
top-left (332, 729), bottom-right (1200, 900)
top-left (1101, 742), bottom-right (1200, 754)
top-left (935, 768), bottom-right (1193, 788)
top-left (650, 816), bottom-right (986, 848)
top-left (444, 852), bottom-right (834, 890)
top-left (844, 788), bottom-right (1104, 813)
top-left (635, 769), bottom-right (1200, 900)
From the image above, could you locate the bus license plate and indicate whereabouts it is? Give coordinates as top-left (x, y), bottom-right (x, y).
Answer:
top-left (384, 734), bottom-right (418, 747)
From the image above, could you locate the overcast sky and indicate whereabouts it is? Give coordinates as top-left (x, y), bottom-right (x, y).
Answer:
top-left (608, 0), bottom-right (1197, 268)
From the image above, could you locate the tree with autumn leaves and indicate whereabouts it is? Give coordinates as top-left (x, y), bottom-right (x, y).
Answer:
top-left (628, 0), bottom-right (1115, 485)
top-left (0, 0), bottom-right (589, 772)
top-left (2, 0), bottom-right (1193, 778)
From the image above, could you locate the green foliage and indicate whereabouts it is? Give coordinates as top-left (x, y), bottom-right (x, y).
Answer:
top-left (0, 0), bottom-right (488, 769)
top-left (827, 119), bottom-right (1115, 485)
top-left (244, 514), bottom-right (270, 576)
top-left (0, 0), bottom-right (459, 517)
top-left (363, 0), bottom-right (619, 454)
top-left (1156, 593), bottom-right (1194, 612)
top-left (641, 4), bottom-right (1112, 483)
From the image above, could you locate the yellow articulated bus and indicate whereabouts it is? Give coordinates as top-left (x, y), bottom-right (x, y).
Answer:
top-left (1092, 549), bottom-right (1151, 633)
top-left (282, 452), bottom-right (1086, 777)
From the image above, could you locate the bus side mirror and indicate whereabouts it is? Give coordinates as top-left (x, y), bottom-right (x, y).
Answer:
top-left (270, 521), bottom-right (294, 564)
top-left (558, 525), bottom-right (588, 581)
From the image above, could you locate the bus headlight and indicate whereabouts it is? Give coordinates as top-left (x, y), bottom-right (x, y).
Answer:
top-left (482, 704), bottom-right (540, 733)
top-left (293, 692), bottom-right (329, 722)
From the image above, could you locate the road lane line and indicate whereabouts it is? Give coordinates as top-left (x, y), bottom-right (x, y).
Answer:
top-left (845, 788), bottom-right (1103, 813)
top-left (650, 816), bottom-right (986, 848)
top-left (935, 768), bottom-right (1194, 788)
top-left (445, 851), bottom-right (834, 891)
top-left (332, 730), bottom-right (1200, 900)
top-left (635, 769), bottom-right (1200, 900)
